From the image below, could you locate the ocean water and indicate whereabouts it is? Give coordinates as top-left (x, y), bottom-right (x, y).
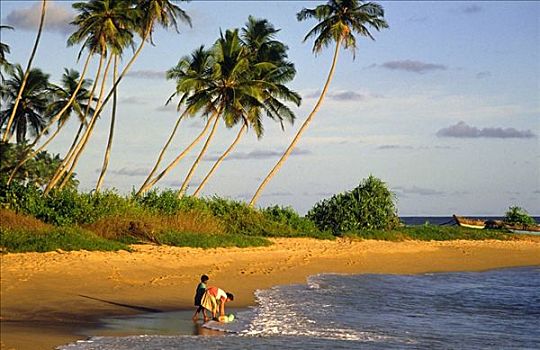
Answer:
top-left (59, 267), bottom-right (540, 350)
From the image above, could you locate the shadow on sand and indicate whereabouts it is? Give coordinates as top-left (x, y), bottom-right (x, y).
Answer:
top-left (78, 294), bottom-right (163, 313)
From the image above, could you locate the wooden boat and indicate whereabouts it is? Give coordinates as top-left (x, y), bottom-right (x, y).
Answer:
top-left (453, 215), bottom-right (486, 229)
top-left (504, 224), bottom-right (540, 235)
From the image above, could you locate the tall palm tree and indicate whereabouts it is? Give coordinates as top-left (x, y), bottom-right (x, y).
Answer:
top-left (136, 46), bottom-right (213, 195)
top-left (192, 17), bottom-right (301, 197)
top-left (46, 0), bottom-right (191, 194)
top-left (94, 0), bottom-right (191, 191)
top-left (0, 65), bottom-right (51, 144)
top-left (249, 0), bottom-right (388, 206)
top-left (7, 68), bottom-right (94, 185)
top-left (2, 0), bottom-right (47, 142)
top-left (0, 25), bottom-right (14, 81)
top-left (176, 29), bottom-right (257, 198)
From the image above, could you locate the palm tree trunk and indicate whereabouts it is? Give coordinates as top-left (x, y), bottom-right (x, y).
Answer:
top-left (137, 112), bottom-right (218, 195)
top-left (2, 0), bottom-right (47, 142)
top-left (56, 54), bottom-right (114, 191)
top-left (7, 121), bottom-right (66, 185)
top-left (178, 113), bottom-right (221, 198)
top-left (44, 51), bottom-right (105, 193)
top-left (7, 52), bottom-right (94, 185)
top-left (192, 122), bottom-right (247, 197)
top-left (95, 55), bottom-right (118, 191)
top-left (137, 108), bottom-right (189, 195)
top-left (249, 38), bottom-right (342, 207)
top-left (51, 26), bottom-right (152, 193)
top-left (86, 25), bottom-right (152, 137)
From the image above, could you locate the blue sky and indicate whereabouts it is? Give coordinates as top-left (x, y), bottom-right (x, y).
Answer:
top-left (1, 1), bottom-right (539, 215)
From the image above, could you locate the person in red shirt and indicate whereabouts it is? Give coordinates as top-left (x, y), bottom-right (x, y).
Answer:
top-left (200, 286), bottom-right (234, 322)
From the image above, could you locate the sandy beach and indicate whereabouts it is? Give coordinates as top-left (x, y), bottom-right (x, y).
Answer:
top-left (1, 237), bottom-right (540, 350)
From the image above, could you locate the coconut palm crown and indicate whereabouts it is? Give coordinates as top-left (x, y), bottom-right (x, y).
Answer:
top-left (0, 65), bottom-right (51, 143)
top-left (297, 0), bottom-right (388, 57)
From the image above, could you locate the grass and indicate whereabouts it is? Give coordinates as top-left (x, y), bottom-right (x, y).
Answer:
top-left (0, 226), bottom-right (130, 253)
top-left (343, 224), bottom-right (510, 241)
top-left (158, 230), bottom-right (272, 249)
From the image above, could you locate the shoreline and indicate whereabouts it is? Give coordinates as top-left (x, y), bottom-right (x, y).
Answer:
top-left (2, 237), bottom-right (540, 350)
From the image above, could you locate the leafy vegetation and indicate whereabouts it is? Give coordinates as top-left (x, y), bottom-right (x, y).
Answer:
top-left (0, 183), bottom-right (331, 253)
top-left (307, 176), bottom-right (400, 234)
top-left (504, 206), bottom-right (537, 226)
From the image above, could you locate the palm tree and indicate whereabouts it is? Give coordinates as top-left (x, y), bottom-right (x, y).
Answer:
top-left (136, 46), bottom-right (213, 195)
top-left (176, 29), bottom-right (256, 198)
top-left (7, 68), bottom-right (94, 185)
top-left (0, 65), bottom-right (51, 144)
top-left (249, 0), bottom-right (388, 206)
top-left (2, 0), bottom-right (47, 142)
top-left (45, 0), bottom-right (137, 193)
top-left (0, 25), bottom-right (14, 81)
top-left (46, 0), bottom-right (191, 194)
top-left (192, 17), bottom-right (301, 197)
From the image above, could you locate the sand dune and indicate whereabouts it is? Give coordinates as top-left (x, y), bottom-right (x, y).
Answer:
top-left (2, 237), bottom-right (540, 350)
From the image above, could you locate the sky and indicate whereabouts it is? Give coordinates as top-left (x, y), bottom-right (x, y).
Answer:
top-left (1, 0), bottom-right (539, 216)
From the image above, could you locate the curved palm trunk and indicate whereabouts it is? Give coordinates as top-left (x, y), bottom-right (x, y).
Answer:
top-left (44, 52), bottom-right (105, 193)
top-left (7, 52), bottom-right (94, 185)
top-left (56, 54), bottom-right (114, 191)
top-left (178, 113), bottom-right (221, 198)
top-left (29, 50), bottom-right (93, 148)
top-left (2, 0), bottom-right (47, 142)
top-left (51, 26), bottom-right (152, 193)
top-left (137, 108), bottom-right (189, 195)
top-left (7, 121), bottom-right (66, 185)
top-left (249, 39), bottom-right (342, 207)
top-left (192, 123), bottom-right (247, 197)
top-left (95, 55), bottom-right (119, 191)
top-left (137, 112), bottom-right (218, 195)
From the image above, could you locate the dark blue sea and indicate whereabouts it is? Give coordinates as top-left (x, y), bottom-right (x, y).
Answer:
top-left (59, 267), bottom-right (540, 349)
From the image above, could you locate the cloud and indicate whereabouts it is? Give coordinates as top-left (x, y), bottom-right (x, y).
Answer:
top-left (119, 96), bottom-right (148, 105)
top-left (99, 167), bottom-right (149, 177)
top-left (377, 145), bottom-right (414, 150)
top-left (476, 71), bottom-right (492, 79)
top-left (437, 121), bottom-right (537, 139)
top-left (126, 70), bottom-right (166, 80)
top-left (460, 4), bottom-right (482, 14)
top-left (265, 191), bottom-right (293, 197)
top-left (378, 60), bottom-right (447, 74)
top-left (204, 148), bottom-right (311, 162)
top-left (394, 186), bottom-right (446, 196)
top-left (156, 104), bottom-right (178, 112)
top-left (304, 89), bottom-right (381, 101)
top-left (5, 2), bottom-right (74, 34)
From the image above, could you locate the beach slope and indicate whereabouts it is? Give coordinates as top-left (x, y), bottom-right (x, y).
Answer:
top-left (2, 237), bottom-right (539, 350)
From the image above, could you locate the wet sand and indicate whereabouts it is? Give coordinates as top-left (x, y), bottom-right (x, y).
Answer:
top-left (2, 237), bottom-right (540, 350)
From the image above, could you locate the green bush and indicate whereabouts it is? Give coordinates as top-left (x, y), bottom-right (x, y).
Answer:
top-left (504, 206), bottom-right (536, 226)
top-left (307, 175), bottom-right (399, 235)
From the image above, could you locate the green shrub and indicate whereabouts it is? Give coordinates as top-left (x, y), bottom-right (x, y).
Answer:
top-left (134, 189), bottom-right (209, 215)
top-left (307, 176), bottom-right (399, 235)
top-left (504, 206), bottom-right (536, 226)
